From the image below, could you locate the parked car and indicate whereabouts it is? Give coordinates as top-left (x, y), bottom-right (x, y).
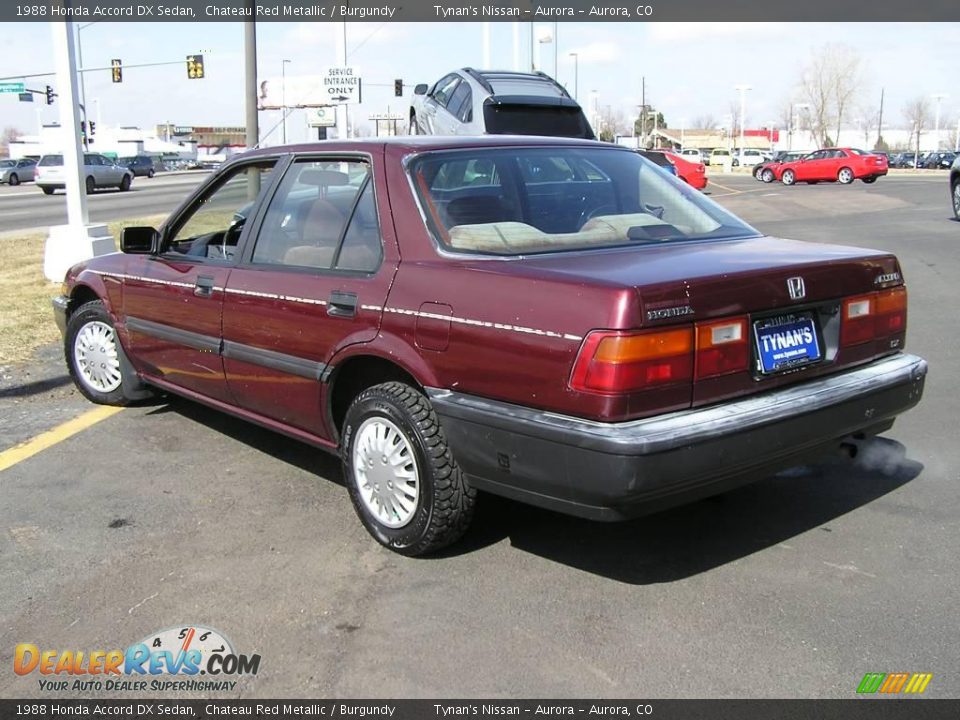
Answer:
top-left (731, 148), bottom-right (770, 167)
top-left (662, 150), bottom-right (708, 190)
top-left (410, 68), bottom-right (594, 139)
top-left (891, 152), bottom-right (918, 169)
top-left (754, 152), bottom-right (805, 182)
top-left (775, 148), bottom-right (888, 185)
top-left (677, 148), bottom-right (706, 164)
top-left (951, 154), bottom-right (960, 220)
top-left (35, 153), bottom-right (133, 195)
top-left (921, 151), bottom-right (956, 170)
top-left (636, 150), bottom-right (677, 176)
top-left (0, 157), bottom-right (37, 185)
top-left (708, 148), bottom-right (732, 166)
top-left (52, 136), bottom-right (926, 555)
top-left (117, 155), bottom-right (157, 178)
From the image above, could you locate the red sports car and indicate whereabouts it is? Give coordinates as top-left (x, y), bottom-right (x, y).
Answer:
top-left (663, 151), bottom-right (708, 190)
top-left (775, 148), bottom-right (888, 186)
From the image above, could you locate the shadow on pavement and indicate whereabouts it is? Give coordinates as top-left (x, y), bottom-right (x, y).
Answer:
top-left (0, 375), bottom-right (73, 398)
top-left (147, 397), bottom-right (922, 583)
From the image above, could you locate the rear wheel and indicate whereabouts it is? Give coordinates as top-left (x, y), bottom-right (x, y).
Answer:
top-left (781, 169), bottom-right (796, 186)
top-left (862, 176), bottom-right (878, 184)
top-left (752, 166), bottom-right (763, 180)
top-left (8, 173), bottom-right (19, 186)
top-left (41, 186), bottom-right (55, 195)
top-left (85, 176), bottom-right (95, 194)
top-left (952, 179), bottom-right (960, 220)
top-left (761, 168), bottom-right (775, 183)
top-left (838, 167), bottom-right (855, 184)
top-left (119, 174), bottom-right (131, 191)
top-left (65, 300), bottom-right (151, 406)
top-left (147, 169), bottom-right (155, 178)
top-left (408, 114), bottom-right (419, 135)
top-left (342, 381), bottom-right (476, 556)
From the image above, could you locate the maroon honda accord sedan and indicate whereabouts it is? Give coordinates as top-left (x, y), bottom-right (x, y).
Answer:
top-left (53, 136), bottom-right (927, 555)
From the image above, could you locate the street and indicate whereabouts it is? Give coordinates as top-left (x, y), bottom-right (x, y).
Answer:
top-left (1, 172), bottom-right (957, 699)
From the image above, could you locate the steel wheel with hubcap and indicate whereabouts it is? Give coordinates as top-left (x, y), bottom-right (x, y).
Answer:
top-left (66, 300), bottom-right (152, 405)
top-left (952, 181), bottom-right (960, 220)
top-left (761, 168), bottom-right (775, 183)
top-left (85, 176), bottom-right (95, 194)
top-left (781, 169), bottom-right (796, 186)
top-left (8, 173), bottom-right (19, 186)
top-left (838, 167), bottom-right (854, 184)
top-left (342, 381), bottom-right (476, 556)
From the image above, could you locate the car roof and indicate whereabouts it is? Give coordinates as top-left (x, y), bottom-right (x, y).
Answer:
top-left (461, 68), bottom-right (569, 100)
top-left (241, 135), bottom-right (620, 161)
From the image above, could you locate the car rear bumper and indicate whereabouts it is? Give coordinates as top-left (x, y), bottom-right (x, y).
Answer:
top-left (427, 352), bottom-right (927, 521)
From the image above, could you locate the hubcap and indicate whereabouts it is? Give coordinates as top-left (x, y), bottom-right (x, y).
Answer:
top-left (74, 321), bottom-right (122, 393)
top-left (840, 169), bottom-right (852, 183)
top-left (353, 417), bottom-right (420, 528)
top-left (953, 184), bottom-right (960, 213)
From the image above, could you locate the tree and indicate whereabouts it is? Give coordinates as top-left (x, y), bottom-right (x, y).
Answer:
top-left (633, 110), bottom-right (668, 140)
top-left (692, 114), bottom-right (717, 130)
top-left (597, 106), bottom-right (630, 142)
top-left (0, 127), bottom-right (21, 157)
top-left (798, 43), bottom-right (863, 148)
top-left (902, 97), bottom-right (930, 167)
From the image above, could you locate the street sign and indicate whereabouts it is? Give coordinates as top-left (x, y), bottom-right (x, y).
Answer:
top-left (0, 82), bottom-right (25, 94)
top-left (322, 66), bottom-right (361, 105)
top-left (369, 113), bottom-right (405, 121)
top-left (18, 92), bottom-right (33, 102)
top-left (308, 107), bottom-right (337, 128)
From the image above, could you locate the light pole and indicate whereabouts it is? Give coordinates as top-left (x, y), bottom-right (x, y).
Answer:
top-left (767, 120), bottom-right (776, 152)
top-left (568, 52), bottom-right (578, 100)
top-left (791, 102), bottom-right (810, 151)
top-left (734, 84), bottom-right (751, 157)
top-left (281, 59), bottom-right (292, 144)
top-left (76, 22), bottom-right (96, 149)
top-left (932, 93), bottom-right (947, 151)
top-left (679, 118), bottom-right (686, 150)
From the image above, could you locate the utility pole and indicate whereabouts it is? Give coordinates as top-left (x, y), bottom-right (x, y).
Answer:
top-left (244, 18), bottom-right (260, 198)
top-left (876, 88), bottom-right (884, 149)
top-left (336, 22), bottom-right (347, 139)
top-left (640, 76), bottom-right (646, 147)
top-left (932, 93), bottom-right (947, 151)
top-left (569, 52), bottom-right (578, 101)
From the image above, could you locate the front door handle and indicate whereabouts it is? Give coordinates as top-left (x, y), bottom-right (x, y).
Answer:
top-left (327, 291), bottom-right (357, 318)
top-left (194, 275), bottom-right (215, 298)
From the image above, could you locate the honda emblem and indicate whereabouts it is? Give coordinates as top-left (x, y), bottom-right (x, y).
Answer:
top-left (787, 276), bottom-right (806, 300)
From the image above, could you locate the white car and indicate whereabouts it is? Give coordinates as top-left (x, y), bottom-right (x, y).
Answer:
top-left (35, 153), bottom-right (133, 195)
top-left (677, 148), bottom-right (706, 163)
top-left (731, 148), bottom-right (771, 167)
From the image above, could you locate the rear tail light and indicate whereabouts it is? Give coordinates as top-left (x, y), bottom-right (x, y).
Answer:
top-left (695, 316), bottom-right (749, 379)
top-left (841, 287), bottom-right (907, 347)
top-left (569, 328), bottom-right (693, 393)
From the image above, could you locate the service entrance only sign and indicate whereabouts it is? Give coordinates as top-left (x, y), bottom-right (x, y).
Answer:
top-left (323, 66), bottom-right (361, 105)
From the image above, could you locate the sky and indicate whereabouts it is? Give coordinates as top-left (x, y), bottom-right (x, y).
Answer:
top-left (0, 21), bottom-right (958, 145)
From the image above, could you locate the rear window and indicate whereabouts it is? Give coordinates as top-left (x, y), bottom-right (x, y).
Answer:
top-left (39, 155), bottom-right (63, 167)
top-left (0, 160), bottom-right (14, 168)
top-left (483, 104), bottom-right (594, 139)
top-left (410, 147), bottom-right (758, 256)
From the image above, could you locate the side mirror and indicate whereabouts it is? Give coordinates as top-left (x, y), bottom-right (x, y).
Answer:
top-left (121, 226), bottom-right (159, 254)
top-left (414, 84), bottom-right (428, 96)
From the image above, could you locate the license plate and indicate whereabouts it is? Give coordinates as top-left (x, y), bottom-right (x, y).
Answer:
top-left (754, 314), bottom-right (822, 374)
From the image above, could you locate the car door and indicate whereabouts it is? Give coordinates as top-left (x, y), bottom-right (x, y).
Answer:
top-left (795, 150), bottom-right (824, 181)
top-left (220, 153), bottom-right (397, 438)
top-left (120, 158), bottom-right (279, 402)
top-left (423, 74), bottom-right (461, 135)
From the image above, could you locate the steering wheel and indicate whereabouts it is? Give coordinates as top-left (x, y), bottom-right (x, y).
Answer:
top-left (576, 204), bottom-right (618, 230)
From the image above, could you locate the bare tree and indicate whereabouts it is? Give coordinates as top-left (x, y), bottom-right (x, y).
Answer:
top-left (857, 104), bottom-right (880, 148)
top-left (902, 97), bottom-right (931, 168)
top-left (1, 127), bottom-right (20, 157)
top-left (596, 106), bottom-right (630, 142)
top-left (798, 43), bottom-right (864, 148)
top-left (692, 114), bottom-right (717, 130)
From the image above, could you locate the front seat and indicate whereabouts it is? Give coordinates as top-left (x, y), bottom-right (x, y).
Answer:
top-left (284, 198), bottom-right (344, 268)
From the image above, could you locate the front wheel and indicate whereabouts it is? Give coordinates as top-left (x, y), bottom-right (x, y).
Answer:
top-left (119, 174), bottom-right (131, 191)
top-left (862, 176), bottom-right (878, 184)
top-left (65, 300), bottom-right (151, 406)
top-left (8, 173), bottom-right (19, 186)
top-left (147, 169), bottom-right (155, 179)
top-left (408, 114), bottom-right (419, 135)
top-left (342, 381), bottom-right (476, 556)
top-left (761, 168), bottom-right (775, 183)
top-left (781, 169), bottom-right (796, 186)
top-left (85, 176), bottom-right (95, 194)
top-left (838, 167), bottom-right (855, 184)
top-left (952, 180), bottom-right (960, 220)
top-left (752, 166), bottom-right (763, 180)
top-left (41, 186), bottom-right (55, 195)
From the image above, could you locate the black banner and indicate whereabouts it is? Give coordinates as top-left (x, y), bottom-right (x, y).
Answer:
top-left (2, 700), bottom-right (960, 719)
top-left (3, 0), bottom-right (960, 23)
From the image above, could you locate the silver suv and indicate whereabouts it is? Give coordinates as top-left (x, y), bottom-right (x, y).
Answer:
top-left (35, 153), bottom-right (134, 195)
top-left (410, 68), bottom-right (594, 139)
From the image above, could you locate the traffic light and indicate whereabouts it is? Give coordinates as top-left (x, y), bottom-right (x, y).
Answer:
top-left (394, 79), bottom-right (403, 97)
top-left (45, 85), bottom-right (54, 105)
top-left (89, 121), bottom-right (96, 136)
top-left (111, 59), bottom-right (122, 83)
top-left (186, 54), bottom-right (205, 80)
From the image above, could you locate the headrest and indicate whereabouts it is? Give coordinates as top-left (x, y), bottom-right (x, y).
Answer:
top-left (299, 169), bottom-right (350, 187)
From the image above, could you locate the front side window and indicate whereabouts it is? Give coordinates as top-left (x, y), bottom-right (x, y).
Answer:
top-left (411, 147), bottom-right (758, 256)
top-left (251, 158), bottom-right (380, 272)
top-left (164, 161), bottom-right (276, 259)
top-left (431, 74), bottom-right (461, 108)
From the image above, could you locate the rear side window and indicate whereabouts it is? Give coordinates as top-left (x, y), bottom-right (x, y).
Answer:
top-left (483, 104), bottom-right (594, 139)
top-left (446, 82), bottom-right (473, 123)
top-left (39, 155), bottom-right (63, 166)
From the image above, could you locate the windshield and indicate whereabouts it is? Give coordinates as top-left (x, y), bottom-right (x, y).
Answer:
top-left (39, 155), bottom-right (63, 166)
top-left (410, 146), bottom-right (759, 256)
top-left (0, 160), bottom-right (15, 168)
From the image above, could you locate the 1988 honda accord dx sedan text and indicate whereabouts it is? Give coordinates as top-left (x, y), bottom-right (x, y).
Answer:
top-left (53, 137), bottom-right (928, 556)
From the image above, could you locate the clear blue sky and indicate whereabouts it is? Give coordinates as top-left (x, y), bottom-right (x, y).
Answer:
top-left (0, 21), bottom-right (957, 143)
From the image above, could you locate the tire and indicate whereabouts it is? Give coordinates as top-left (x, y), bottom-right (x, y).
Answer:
top-left (761, 168), bottom-right (775, 183)
top-left (341, 381), bottom-right (476, 556)
top-left (862, 176), bottom-right (878, 184)
top-left (408, 113), bottom-right (419, 135)
top-left (85, 176), bottom-right (95, 194)
top-left (8, 173), bottom-right (19, 186)
top-left (838, 167), bottom-right (855, 184)
top-left (147, 169), bottom-right (155, 179)
top-left (952, 179), bottom-right (960, 220)
top-left (119, 174), bottom-right (132, 191)
top-left (732, 159), bottom-right (740, 167)
top-left (41, 186), bottom-right (55, 195)
top-left (65, 300), bottom-right (151, 406)
top-left (752, 166), bottom-right (763, 180)
top-left (781, 169), bottom-right (796, 186)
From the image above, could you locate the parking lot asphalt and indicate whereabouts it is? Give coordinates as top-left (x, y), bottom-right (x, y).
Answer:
top-left (1, 172), bottom-right (958, 699)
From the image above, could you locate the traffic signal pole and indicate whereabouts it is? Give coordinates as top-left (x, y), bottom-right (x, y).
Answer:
top-left (43, 20), bottom-right (114, 282)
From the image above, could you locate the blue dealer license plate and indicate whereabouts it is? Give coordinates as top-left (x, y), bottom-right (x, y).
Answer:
top-left (754, 314), bottom-right (822, 374)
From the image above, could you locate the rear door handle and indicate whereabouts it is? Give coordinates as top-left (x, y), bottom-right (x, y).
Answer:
top-left (194, 275), bottom-right (215, 298)
top-left (327, 291), bottom-right (357, 318)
